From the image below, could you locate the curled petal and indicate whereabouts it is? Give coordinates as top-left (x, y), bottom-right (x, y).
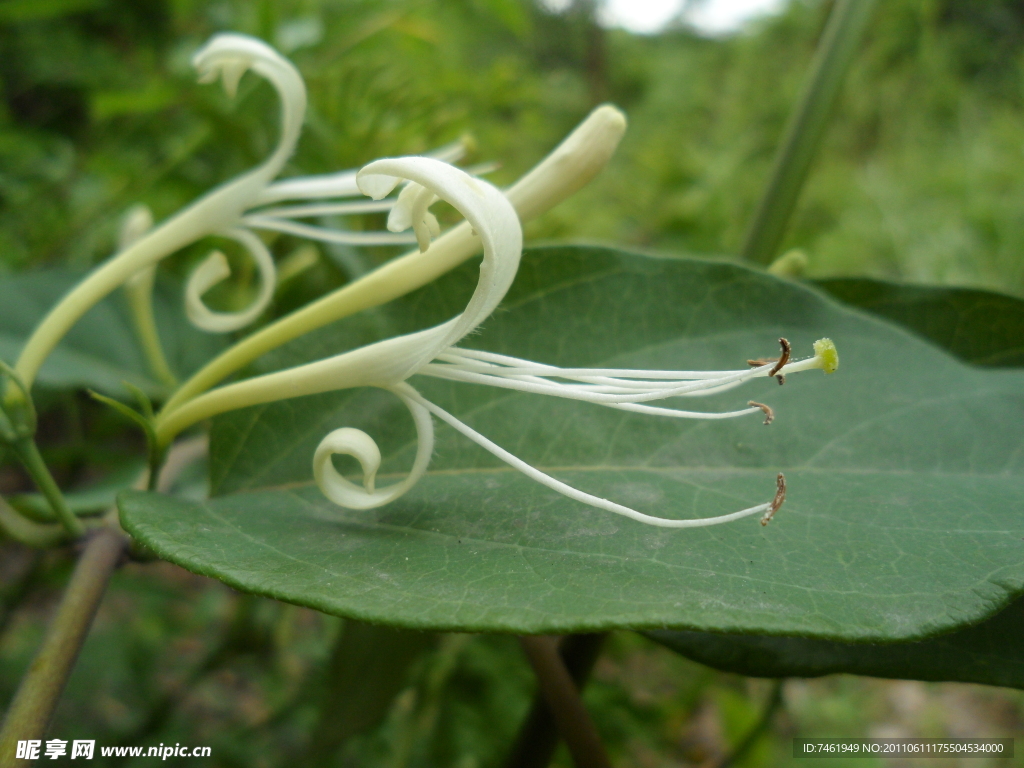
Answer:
top-left (192, 34), bottom-right (306, 185)
top-left (315, 428), bottom-right (381, 498)
top-left (185, 228), bottom-right (276, 333)
top-left (357, 157), bottom-right (523, 366)
top-left (313, 383), bottom-right (435, 510)
top-left (388, 182), bottom-right (440, 252)
top-left (382, 183), bottom-right (420, 232)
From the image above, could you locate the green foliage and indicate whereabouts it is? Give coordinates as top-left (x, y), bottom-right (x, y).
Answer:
top-left (120, 246), bottom-right (1024, 637)
top-left (540, 1), bottom-right (1024, 296)
top-left (5, 0), bottom-right (1024, 297)
top-left (649, 596), bottom-right (1024, 690)
top-left (815, 277), bottom-right (1024, 367)
top-left (8, 459), bottom-right (145, 521)
top-left (648, 276), bottom-right (1024, 688)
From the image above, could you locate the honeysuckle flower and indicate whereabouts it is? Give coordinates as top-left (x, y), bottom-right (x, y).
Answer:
top-left (10, 32), bottom-right (468, 390)
top-left (7, 28), bottom-right (625, 416)
top-left (155, 155), bottom-right (839, 528)
top-left (9, 29), bottom-right (628, 463)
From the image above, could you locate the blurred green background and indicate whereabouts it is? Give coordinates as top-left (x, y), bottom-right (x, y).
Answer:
top-left (2, 0), bottom-right (1024, 765)
top-left (4, 0), bottom-right (1024, 294)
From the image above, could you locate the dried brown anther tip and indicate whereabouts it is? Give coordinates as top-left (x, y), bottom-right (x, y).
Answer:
top-left (760, 472), bottom-right (786, 526)
top-left (748, 339), bottom-right (790, 383)
top-left (748, 401), bottom-right (774, 425)
top-left (769, 338), bottom-right (791, 377)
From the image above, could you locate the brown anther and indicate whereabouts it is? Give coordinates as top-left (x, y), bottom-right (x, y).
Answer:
top-left (768, 338), bottom-right (791, 377)
top-left (776, 374), bottom-right (786, 386)
top-left (748, 401), bottom-right (774, 425)
top-left (747, 357), bottom-right (776, 368)
top-left (760, 472), bottom-right (786, 526)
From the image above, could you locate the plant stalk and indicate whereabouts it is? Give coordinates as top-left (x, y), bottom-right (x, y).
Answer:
top-left (518, 635), bottom-right (611, 768)
top-left (505, 633), bottom-right (607, 768)
top-left (0, 527), bottom-right (126, 766)
top-left (739, 0), bottom-right (878, 265)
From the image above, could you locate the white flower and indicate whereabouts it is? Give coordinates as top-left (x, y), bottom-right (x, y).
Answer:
top-left (15, 30), bottom-right (629, 439)
top-left (157, 155), bottom-right (839, 528)
top-left (12, 33), bottom-right (468, 385)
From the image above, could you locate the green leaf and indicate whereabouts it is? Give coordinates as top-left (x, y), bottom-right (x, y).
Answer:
top-left (815, 277), bottom-right (1024, 367)
top-left (646, 596), bottom-right (1024, 689)
top-left (650, 278), bottom-right (1024, 686)
top-left (0, 269), bottom-right (226, 398)
top-left (119, 246), bottom-right (1024, 636)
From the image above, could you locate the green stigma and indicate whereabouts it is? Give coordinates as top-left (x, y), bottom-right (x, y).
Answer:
top-left (813, 338), bottom-right (839, 374)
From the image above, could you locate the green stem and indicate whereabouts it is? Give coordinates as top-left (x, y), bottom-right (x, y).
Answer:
top-left (739, 0), bottom-right (878, 265)
top-left (518, 635), bottom-right (611, 768)
top-left (125, 267), bottom-right (178, 389)
top-left (11, 438), bottom-right (84, 538)
top-left (714, 679), bottom-right (785, 768)
top-left (0, 527), bottom-right (126, 766)
top-left (505, 633), bottom-right (607, 768)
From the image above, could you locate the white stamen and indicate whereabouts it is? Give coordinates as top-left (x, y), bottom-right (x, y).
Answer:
top-left (251, 200), bottom-right (397, 218)
top-left (403, 386), bottom-right (771, 529)
top-left (242, 215), bottom-right (417, 245)
top-left (419, 361), bottom-right (771, 404)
